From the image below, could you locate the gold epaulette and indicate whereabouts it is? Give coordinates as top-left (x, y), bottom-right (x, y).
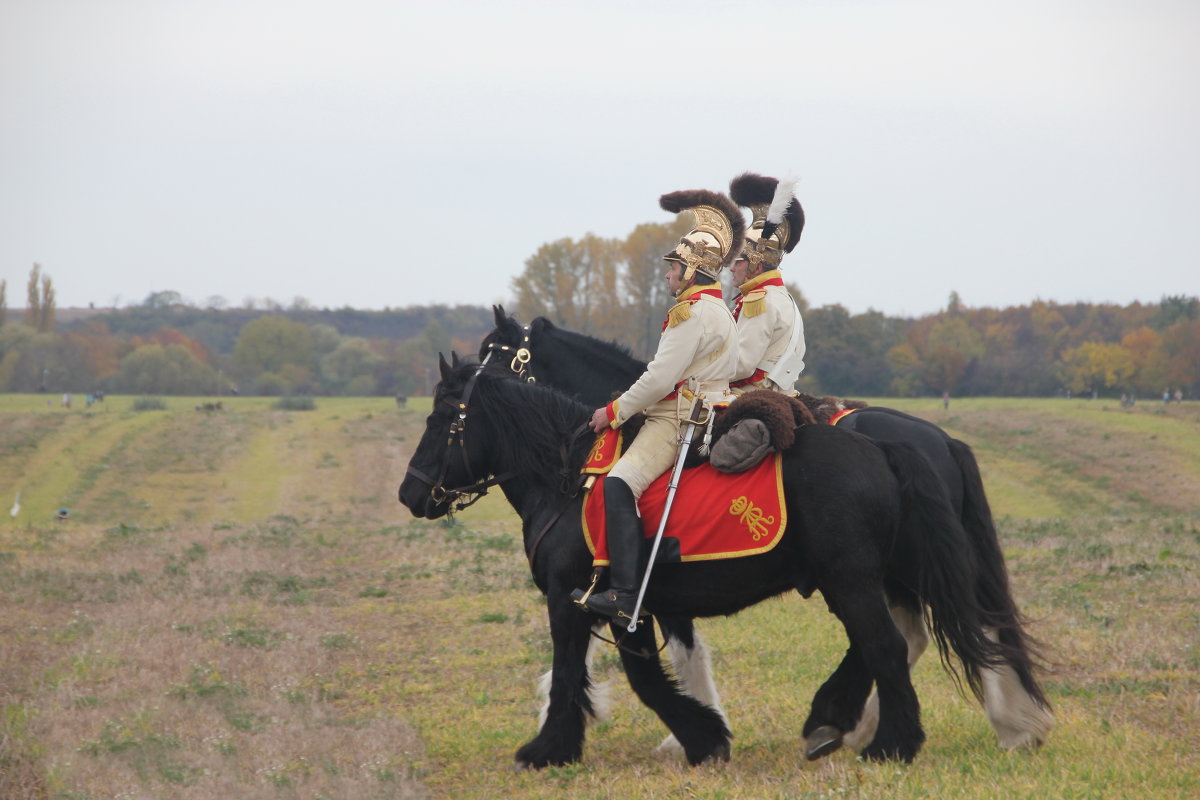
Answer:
top-left (741, 289), bottom-right (768, 318)
top-left (666, 299), bottom-right (693, 327)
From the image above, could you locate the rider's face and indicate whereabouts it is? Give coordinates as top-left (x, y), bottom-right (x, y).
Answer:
top-left (665, 260), bottom-right (685, 295)
top-left (731, 255), bottom-right (752, 286)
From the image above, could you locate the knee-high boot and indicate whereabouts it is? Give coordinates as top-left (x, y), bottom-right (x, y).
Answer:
top-left (578, 476), bottom-right (646, 621)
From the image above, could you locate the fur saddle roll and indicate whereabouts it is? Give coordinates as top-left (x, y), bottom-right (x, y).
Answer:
top-left (708, 390), bottom-right (817, 473)
top-left (616, 390), bottom-right (828, 473)
top-left (794, 392), bottom-right (869, 425)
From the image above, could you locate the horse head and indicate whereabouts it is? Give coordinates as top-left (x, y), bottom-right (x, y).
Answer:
top-left (398, 353), bottom-right (501, 519)
top-left (479, 306), bottom-right (556, 384)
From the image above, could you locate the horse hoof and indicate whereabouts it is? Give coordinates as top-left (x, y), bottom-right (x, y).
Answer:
top-left (805, 726), bottom-right (843, 760)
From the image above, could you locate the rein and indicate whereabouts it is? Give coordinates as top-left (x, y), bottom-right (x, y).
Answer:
top-left (524, 422), bottom-right (591, 566)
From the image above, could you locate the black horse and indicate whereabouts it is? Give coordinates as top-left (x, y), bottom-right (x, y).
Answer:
top-left (400, 355), bottom-right (1019, 767)
top-left (480, 307), bottom-right (1053, 751)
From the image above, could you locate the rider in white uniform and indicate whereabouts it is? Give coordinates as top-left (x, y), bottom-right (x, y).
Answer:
top-left (576, 188), bottom-right (744, 622)
top-left (727, 173), bottom-right (806, 396)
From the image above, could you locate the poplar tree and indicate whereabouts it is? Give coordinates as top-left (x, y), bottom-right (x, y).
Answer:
top-left (39, 272), bottom-right (56, 333)
top-left (25, 264), bottom-right (41, 328)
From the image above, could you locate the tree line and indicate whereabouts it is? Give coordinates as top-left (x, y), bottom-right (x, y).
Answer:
top-left (2, 254), bottom-right (1197, 398)
top-left (0, 265), bottom-right (491, 397)
top-left (510, 222), bottom-right (1200, 400)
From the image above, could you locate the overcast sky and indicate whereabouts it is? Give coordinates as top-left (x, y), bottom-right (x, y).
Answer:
top-left (1, 0), bottom-right (1197, 318)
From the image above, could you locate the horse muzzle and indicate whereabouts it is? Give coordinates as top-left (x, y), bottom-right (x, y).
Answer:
top-left (398, 471), bottom-right (451, 519)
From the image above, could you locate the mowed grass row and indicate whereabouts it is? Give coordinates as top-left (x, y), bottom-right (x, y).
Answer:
top-left (0, 395), bottom-right (1197, 798)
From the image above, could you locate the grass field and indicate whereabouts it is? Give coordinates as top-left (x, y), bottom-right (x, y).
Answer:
top-left (1, 394), bottom-right (1197, 799)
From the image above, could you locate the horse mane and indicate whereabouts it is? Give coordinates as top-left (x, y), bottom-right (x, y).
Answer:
top-left (532, 318), bottom-right (645, 372)
top-left (465, 365), bottom-right (593, 480)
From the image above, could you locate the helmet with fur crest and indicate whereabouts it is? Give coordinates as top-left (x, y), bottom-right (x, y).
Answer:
top-left (660, 189), bottom-right (746, 287)
top-left (729, 172), bottom-right (804, 271)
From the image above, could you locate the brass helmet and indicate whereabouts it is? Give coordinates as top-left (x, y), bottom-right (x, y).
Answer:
top-left (660, 189), bottom-right (746, 285)
top-left (729, 173), bottom-right (804, 271)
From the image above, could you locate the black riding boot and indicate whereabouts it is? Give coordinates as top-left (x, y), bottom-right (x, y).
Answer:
top-left (575, 476), bottom-right (646, 622)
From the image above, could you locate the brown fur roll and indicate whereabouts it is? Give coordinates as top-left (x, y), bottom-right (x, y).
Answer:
top-left (712, 390), bottom-right (814, 451)
top-left (795, 392), bottom-right (869, 425)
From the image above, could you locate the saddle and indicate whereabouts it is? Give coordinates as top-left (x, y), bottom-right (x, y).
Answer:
top-left (579, 390), bottom-right (815, 566)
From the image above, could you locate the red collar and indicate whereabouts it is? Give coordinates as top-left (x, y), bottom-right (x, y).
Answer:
top-left (733, 278), bottom-right (784, 320)
top-left (662, 287), bottom-right (724, 331)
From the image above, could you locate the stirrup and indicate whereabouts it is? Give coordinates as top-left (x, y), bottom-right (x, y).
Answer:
top-left (571, 572), bottom-right (600, 609)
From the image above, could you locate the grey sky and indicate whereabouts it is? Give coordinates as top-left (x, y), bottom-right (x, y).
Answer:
top-left (2, 0), bottom-right (1197, 317)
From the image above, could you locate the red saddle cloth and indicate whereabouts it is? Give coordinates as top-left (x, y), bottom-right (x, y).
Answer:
top-left (581, 429), bottom-right (787, 564)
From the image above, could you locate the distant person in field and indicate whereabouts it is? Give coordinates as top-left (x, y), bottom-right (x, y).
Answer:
top-left (943, 391), bottom-right (950, 410)
top-left (727, 172), bottom-right (806, 397)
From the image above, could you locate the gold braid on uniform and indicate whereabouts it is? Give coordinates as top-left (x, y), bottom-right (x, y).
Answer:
top-left (740, 289), bottom-right (768, 318)
top-left (666, 300), bottom-right (692, 327)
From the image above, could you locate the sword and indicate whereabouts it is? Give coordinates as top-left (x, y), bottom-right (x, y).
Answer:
top-left (626, 397), bottom-right (707, 632)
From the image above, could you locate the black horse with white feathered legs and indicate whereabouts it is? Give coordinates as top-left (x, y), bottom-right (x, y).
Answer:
top-left (399, 355), bottom-right (1017, 767)
top-left (480, 307), bottom-right (1053, 753)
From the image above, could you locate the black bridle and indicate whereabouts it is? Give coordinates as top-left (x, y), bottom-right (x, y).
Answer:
top-left (484, 322), bottom-right (537, 383)
top-left (403, 353), bottom-right (514, 513)
top-left (404, 348), bottom-right (592, 565)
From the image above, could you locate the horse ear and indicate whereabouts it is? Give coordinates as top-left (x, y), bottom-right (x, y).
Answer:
top-left (492, 305), bottom-right (507, 327)
top-left (450, 351), bottom-right (461, 368)
top-left (438, 353), bottom-right (452, 381)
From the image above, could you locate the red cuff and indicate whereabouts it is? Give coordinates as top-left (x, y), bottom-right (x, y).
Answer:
top-left (605, 401), bottom-right (618, 427)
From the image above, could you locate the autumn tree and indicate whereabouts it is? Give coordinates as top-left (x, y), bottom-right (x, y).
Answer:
top-left (112, 344), bottom-right (219, 395)
top-left (38, 272), bottom-right (55, 333)
top-left (64, 322), bottom-right (126, 384)
top-left (511, 233), bottom-right (625, 337)
top-left (132, 327), bottom-right (211, 364)
top-left (320, 338), bottom-right (383, 395)
top-left (1120, 326), bottom-right (1167, 395)
top-left (921, 316), bottom-right (985, 393)
top-left (1059, 341), bottom-right (1135, 395)
top-left (0, 278), bottom-right (7, 327)
top-left (622, 219), bottom-right (690, 359)
top-left (232, 315), bottom-right (317, 394)
top-left (1162, 318), bottom-right (1200, 394)
top-left (1151, 295), bottom-right (1199, 330)
top-left (804, 305), bottom-right (904, 396)
top-left (886, 341), bottom-right (923, 396)
top-left (25, 264), bottom-right (41, 329)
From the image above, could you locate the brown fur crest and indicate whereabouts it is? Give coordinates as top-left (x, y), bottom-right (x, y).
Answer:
top-left (794, 392), bottom-right (869, 425)
top-left (729, 172), bottom-right (805, 253)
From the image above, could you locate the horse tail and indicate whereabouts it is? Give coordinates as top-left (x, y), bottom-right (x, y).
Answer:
top-left (878, 440), bottom-right (1010, 702)
top-left (948, 438), bottom-right (1050, 709)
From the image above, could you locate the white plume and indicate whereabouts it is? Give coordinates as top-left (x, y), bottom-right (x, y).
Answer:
top-left (766, 174), bottom-right (800, 225)
top-left (10, 491), bottom-right (20, 519)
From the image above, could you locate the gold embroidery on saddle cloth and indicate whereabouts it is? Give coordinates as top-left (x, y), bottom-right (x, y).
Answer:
top-left (581, 428), bottom-right (623, 475)
top-left (729, 494), bottom-right (776, 541)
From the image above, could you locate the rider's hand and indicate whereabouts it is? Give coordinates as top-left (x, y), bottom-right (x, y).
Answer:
top-left (588, 407), bottom-right (610, 433)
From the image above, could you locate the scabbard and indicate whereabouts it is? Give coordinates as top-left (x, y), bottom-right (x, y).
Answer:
top-left (626, 398), bottom-right (707, 631)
